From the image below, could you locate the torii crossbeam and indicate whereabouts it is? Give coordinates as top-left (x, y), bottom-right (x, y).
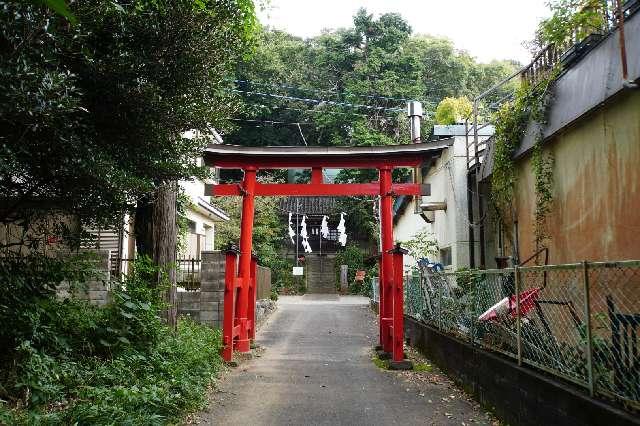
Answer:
top-left (203, 142), bottom-right (452, 364)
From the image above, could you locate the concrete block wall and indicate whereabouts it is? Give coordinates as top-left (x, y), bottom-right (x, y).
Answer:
top-left (177, 291), bottom-right (200, 321)
top-left (405, 317), bottom-right (640, 426)
top-left (57, 249), bottom-right (111, 306)
top-left (199, 251), bottom-right (228, 329)
top-left (256, 265), bottom-right (271, 300)
top-left (56, 249), bottom-right (272, 331)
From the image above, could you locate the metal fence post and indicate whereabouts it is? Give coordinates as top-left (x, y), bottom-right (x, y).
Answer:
top-left (470, 274), bottom-right (475, 345)
top-left (515, 266), bottom-right (522, 366)
top-left (583, 260), bottom-right (595, 397)
top-left (437, 280), bottom-right (442, 330)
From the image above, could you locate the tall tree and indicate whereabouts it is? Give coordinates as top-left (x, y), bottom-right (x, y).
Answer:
top-left (1, 0), bottom-right (258, 326)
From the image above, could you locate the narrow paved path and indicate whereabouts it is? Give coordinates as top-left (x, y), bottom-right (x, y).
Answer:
top-left (199, 295), bottom-right (492, 426)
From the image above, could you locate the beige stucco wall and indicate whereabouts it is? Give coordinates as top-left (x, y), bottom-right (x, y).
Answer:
top-left (512, 89), bottom-right (640, 263)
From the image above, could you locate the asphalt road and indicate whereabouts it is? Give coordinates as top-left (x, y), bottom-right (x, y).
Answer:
top-left (199, 295), bottom-right (491, 426)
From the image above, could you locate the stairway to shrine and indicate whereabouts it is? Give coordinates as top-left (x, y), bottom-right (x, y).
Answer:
top-left (306, 255), bottom-right (336, 294)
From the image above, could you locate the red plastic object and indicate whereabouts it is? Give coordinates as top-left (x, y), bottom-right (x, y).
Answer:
top-left (478, 288), bottom-right (541, 322)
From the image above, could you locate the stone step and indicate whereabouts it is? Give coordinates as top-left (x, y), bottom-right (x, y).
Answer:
top-left (307, 288), bottom-right (337, 294)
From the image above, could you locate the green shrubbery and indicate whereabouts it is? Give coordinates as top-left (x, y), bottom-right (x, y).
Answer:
top-left (335, 245), bottom-right (377, 295)
top-left (0, 257), bottom-right (223, 425)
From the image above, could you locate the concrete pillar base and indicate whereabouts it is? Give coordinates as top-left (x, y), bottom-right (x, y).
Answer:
top-left (236, 338), bottom-right (251, 352)
top-left (388, 360), bottom-right (414, 370)
top-left (376, 350), bottom-right (392, 360)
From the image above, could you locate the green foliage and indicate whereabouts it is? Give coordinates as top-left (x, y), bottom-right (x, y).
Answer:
top-left (334, 244), bottom-right (374, 295)
top-left (401, 228), bottom-right (439, 261)
top-left (0, 320), bottom-right (222, 425)
top-left (531, 0), bottom-right (606, 52)
top-left (0, 256), bottom-right (223, 424)
top-left (2, 1), bottom-right (250, 422)
top-left (412, 362), bottom-right (433, 372)
top-left (490, 73), bottom-right (557, 240)
top-left (453, 267), bottom-right (483, 297)
top-left (28, 0), bottom-right (77, 24)
top-left (532, 143), bottom-right (555, 247)
top-left (0, 252), bottom-right (102, 354)
top-left (227, 10), bottom-right (520, 149)
top-left (1, 0), bottom-right (257, 246)
top-left (434, 96), bottom-right (473, 125)
top-left (372, 356), bottom-right (390, 370)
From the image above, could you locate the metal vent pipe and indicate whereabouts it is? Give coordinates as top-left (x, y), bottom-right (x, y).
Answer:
top-left (408, 101), bottom-right (424, 214)
top-left (407, 101), bottom-right (423, 143)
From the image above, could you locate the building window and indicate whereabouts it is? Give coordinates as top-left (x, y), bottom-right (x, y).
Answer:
top-left (440, 247), bottom-right (452, 266)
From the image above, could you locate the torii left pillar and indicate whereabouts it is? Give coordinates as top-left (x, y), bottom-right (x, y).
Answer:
top-left (236, 167), bottom-right (257, 352)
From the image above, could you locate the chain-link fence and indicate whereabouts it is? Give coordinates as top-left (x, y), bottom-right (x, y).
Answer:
top-left (403, 261), bottom-right (640, 411)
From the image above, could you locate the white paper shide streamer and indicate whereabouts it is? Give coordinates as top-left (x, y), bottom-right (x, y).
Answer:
top-left (320, 215), bottom-right (329, 239)
top-left (337, 212), bottom-right (347, 246)
top-left (300, 215), bottom-right (312, 253)
top-left (288, 212), bottom-right (296, 243)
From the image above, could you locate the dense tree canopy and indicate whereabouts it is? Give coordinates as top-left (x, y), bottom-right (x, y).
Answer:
top-left (0, 0), bottom-right (257, 249)
top-left (221, 9), bottom-right (520, 248)
top-left (225, 8), bottom-right (519, 149)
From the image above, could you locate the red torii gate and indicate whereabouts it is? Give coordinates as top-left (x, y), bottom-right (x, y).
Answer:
top-left (203, 142), bottom-right (450, 366)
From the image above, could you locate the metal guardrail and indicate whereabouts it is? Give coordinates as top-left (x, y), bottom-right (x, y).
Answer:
top-left (403, 260), bottom-right (640, 412)
top-left (468, 0), bottom-right (640, 172)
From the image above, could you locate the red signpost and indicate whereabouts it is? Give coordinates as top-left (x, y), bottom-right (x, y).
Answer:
top-left (204, 143), bottom-right (449, 366)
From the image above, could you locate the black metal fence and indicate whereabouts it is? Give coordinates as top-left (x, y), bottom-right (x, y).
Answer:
top-left (110, 257), bottom-right (202, 291)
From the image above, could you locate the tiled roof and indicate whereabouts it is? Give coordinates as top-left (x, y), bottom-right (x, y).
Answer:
top-left (279, 197), bottom-right (338, 215)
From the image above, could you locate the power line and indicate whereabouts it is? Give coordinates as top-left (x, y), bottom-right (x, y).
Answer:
top-left (249, 104), bottom-right (433, 120)
top-left (274, 105), bottom-right (404, 118)
top-left (232, 79), bottom-right (436, 105)
top-left (229, 89), bottom-right (406, 113)
top-left (228, 118), bottom-right (314, 126)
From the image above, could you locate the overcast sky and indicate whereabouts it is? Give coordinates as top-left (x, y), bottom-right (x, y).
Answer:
top-left (257, 0), bottom-right (550, 64)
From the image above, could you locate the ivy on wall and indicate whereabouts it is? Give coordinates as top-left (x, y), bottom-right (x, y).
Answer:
top-left (491, 72), bottom-right (558, 256)
top-left (532, 142), bottom-right (555, 247)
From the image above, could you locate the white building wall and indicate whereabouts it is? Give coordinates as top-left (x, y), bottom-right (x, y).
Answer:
top-left (179, 166), bottom-right (227, 258)
top-left (394, 197), bottom-right (426, 271)
top-left (394, 134), bottom-right (487, 272)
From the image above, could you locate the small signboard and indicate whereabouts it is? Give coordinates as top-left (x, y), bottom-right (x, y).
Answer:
top-left (355, 270), bottom-right (366, 281)
top-left (292, 266), bottom-right (304, 276)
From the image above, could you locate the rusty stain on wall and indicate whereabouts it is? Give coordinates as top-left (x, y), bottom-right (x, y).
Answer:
top-left (513, 90), bottom-right (640, 264)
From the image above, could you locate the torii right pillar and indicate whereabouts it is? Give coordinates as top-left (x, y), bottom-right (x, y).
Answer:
top-left (378, 166), bottom-right (412, 369)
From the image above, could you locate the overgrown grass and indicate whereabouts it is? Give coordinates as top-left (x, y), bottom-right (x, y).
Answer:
top-left (372, 356), bottom-right (390, 369)
top-left (413, 362), bottom-right (433, 372)
top-left (0, 319), bottom-right (222, 425)
top-left (0, 257), bottom-right (224, 425)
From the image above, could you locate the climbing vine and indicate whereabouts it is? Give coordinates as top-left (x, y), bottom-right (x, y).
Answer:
top-left (532, 141), bottom-right (555, 247)
top-left (491, 70), bottom-right (558, 252)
